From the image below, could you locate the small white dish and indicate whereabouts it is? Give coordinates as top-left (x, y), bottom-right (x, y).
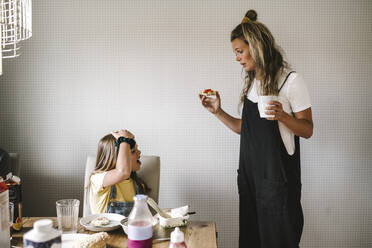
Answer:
top-left (62, 233), bottom-right (90, 248)
top-left (155, 212), bottom-right (189, 228)
top-left (80, 213), bottom-right (125, 232)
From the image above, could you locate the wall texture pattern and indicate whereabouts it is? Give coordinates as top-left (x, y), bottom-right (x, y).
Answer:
top-left (0, 0), bottom-right (371, 247)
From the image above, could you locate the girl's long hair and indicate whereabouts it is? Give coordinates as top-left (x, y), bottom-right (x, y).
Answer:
top-left (93, 134), bottom-right (117, 173)
top-left (231, 10), bottom-right (290, 110)
top-left (92, 134), bottom-right (150, 193)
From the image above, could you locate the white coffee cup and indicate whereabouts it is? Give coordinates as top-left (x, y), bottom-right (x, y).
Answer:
top-left (258, 95), bottom-right (288, 118)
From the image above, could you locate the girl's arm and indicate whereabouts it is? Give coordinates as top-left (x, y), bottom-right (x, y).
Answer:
top-left (102, 143), bottom-right (132, 187)
top-left (102, 130), bottom-right (134, 187)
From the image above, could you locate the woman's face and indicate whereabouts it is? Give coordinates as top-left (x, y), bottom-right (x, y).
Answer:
top-left (232, 38), bottom-right (255, 72)
top-left (131, 144), bottom-right (142, 171)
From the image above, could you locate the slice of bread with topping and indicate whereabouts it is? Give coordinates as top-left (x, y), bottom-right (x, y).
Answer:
top-left (72, 232), bottom-right (109, 248)
top-left (199, 89), bottom-right (216, 97)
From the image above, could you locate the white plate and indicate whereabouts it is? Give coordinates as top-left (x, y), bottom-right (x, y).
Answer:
top-left (62, 233), bottom-right (90, 248)
top-left (80, 213), bottom-right (126, 232)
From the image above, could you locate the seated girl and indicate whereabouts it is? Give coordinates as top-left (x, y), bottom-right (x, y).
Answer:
top-left (89, 129), bottom-right (149, 216)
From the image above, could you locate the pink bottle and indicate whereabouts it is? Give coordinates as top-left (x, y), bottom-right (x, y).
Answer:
top-left (127, 195), bottom-right (153, 248)
top-left (169, 227), bottom-right (187, 248)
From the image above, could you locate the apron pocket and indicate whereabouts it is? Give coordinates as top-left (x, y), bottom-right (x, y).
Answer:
top-left (237, 169), bottom-right (249, 195)
top-left (257, 178), bottom-right (288, 215)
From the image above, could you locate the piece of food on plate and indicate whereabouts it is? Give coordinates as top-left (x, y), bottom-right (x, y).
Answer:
top-left (72, 232), bottom-right (109, 248)
top-left (91, 216), bottom-right (110, 227)
top-left (199, 89), bottom-right (216, 97)
top-left (158, 212), bottom-right (189, 229)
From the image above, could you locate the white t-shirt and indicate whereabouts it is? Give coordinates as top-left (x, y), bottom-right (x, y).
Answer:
top-left (247, 70), bottom-right (312, 155)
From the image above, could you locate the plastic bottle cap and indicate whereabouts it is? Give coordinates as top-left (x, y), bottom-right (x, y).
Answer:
top-left (34, 219), bottom-right (53, 232)
top-left (170, 227), bottom-right (185, 243)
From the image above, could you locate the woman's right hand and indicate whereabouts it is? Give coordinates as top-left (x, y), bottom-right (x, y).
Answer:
top-left (199, 91), bottom-right (221, 114)
top-left (111, 129), bottom-right (135, 140)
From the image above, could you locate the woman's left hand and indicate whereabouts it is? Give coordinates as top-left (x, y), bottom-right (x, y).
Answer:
top-left (265, 101), bottom-right (289, 121)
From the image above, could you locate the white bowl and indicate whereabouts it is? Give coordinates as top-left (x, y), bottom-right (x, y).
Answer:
top-left (120, 217), bottom-right (158, 235)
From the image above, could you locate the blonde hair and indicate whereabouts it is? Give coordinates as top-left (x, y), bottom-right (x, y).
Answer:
top-left (231, 10), bottom-right (290, 110)
top-left (93, 134), bottom-right (118, 174)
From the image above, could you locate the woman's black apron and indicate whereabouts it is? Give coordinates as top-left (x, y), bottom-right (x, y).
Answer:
top-left (238, 72), bottom-right (304, 248)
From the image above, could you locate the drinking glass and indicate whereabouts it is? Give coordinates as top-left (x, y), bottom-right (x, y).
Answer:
top-left (9, 202), bottom-right (14, 241)
top-left (56, 199), bottom-right (79, 233)
top-left (9, 202), bottom-right (14, 227)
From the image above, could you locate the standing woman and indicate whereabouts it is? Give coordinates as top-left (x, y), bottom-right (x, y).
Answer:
top-left (199, 10), bottom-right (313, 248)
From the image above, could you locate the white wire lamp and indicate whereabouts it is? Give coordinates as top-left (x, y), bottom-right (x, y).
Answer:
top-left (0, 0), bottom-right (32, 75)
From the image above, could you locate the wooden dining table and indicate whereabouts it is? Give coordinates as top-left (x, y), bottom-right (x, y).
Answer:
top-left (11, 217), bottom-right (217, 248)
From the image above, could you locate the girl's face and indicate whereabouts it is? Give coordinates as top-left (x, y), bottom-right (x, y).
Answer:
top-left (131, 144), bottom-right (142, 171)
top-left (232, 38), bottom-right (255, 72)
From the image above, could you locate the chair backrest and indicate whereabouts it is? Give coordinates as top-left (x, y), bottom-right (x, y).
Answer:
top-left (83, 155), bottom-right (160, 217)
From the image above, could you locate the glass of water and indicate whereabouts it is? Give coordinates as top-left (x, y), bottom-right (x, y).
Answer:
top-left (56, 199), bottom-right (79, 233)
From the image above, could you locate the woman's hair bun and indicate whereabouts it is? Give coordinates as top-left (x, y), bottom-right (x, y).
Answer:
top-left (245, 9), bottom-right (257, 21)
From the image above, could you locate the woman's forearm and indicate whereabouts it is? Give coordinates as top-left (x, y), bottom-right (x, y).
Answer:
top-left (280, 114), bottom-right (313, 139)
top-left (215, 108), bottom-right (242, 134)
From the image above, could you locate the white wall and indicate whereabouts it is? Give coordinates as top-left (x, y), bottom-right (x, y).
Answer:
top-left (0, 0), bottom-right (371, 247)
